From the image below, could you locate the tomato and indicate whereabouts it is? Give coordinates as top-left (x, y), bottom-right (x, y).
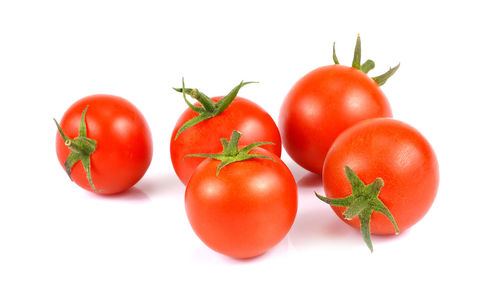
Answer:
top-left (185, 131), bottom-right (297, 258)
top-left (170, 80), bottom-right (281, 185)
top-left (318, 118), bottom-right (439, 251)
top-left (279, 36), bottom-right (398, 174)
top-left (55, 94), bottom-right (153, 194)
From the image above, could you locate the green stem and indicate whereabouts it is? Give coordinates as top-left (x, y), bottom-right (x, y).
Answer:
top-left (333, 35), bottom-right (399, 85)
top-left (372, 63), bottom-right (400, 86)
top-left (332, 42), bottom-right (340, 64)
top-left (352, 34), bottom-right (361, 69)
top-left (315, 166), bottom-right (399, 252)
top-left (213, 81), bottom-right (258, 115)
top-left (361, 59), bottom-right (375, 73)
top-left (224, 131), bottom-right (241, 156)
top-left (173, 80), bottom-right (257, 139)
top-left (54, 106), bottom-right (99, 192)
top-left (185, 130), bottom-right (275, 175)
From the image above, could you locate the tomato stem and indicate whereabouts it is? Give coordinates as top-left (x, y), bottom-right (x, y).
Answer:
top-left (315, 166), bottom-right (399, 252)
top-left (173, 80), bottom-right (257, 139)
top-left (185, 131), bottom-right (275, 175)
top-left (332, 42), bottom-right (340, 65)
top-left (352, 34), bottom-right (362, 69)
top-left (361, 59), bottom-right (375, 73)
top-left (332, 35), bottom-right (400, 86)
top-left (54, 106), bottom-right (99, 192)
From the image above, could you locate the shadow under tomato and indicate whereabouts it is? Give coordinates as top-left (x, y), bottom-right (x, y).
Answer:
top-left (221, 251), bottom-right (269, 264)
top-left (297, 172), bottom-right (322, 188)
top-left (190, 244), bottom-right (267, 265)
top-left (289, 206), bottom-right (358, 245)
top-left (287, 171), bottom-right (362, 248)
top-left (190, 232), bottom-right (294, 265)
top-left (283, 158), bottom-right (309, 183)
top-left (134, 172), bottom-right (182, 198)
top-left (95, 187), bottom-right (151, 202)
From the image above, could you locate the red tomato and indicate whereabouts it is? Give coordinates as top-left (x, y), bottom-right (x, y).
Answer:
top-left (322, 118), bottom-right (439, 235)
top-left (185, 143), bottom-right (296, 259)
top-left (280, 65), bottom-right (392, 174)
top-left (280, 37), bottom-right (397, 174)
top-left (171, 92), bottom-right (281, 185)
top-left (55, 95), bottom-right (153, 194)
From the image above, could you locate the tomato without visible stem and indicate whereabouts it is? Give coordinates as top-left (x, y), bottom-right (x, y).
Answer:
top-left (55, 95), bottom-right (153, 194)
top-left (322, 118), bottom-right (439, 235)
top-left (280, 36), bottom-right (398, 174)
top-left (171, 93), bottom-right (281, 185)
top-left (185, 133), bottom-right (296, 259)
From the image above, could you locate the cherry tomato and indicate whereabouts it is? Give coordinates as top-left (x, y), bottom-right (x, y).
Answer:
top-left (321, 118), bottom-right (438, 247)
top-left (55, 94), bottom-right (153, 194)
top-left (280, 36), bottom-right (398, 174)
top-left (171, 81), bottom-right (281, 185)
top-left (185, 132), bottom-right (296, 258)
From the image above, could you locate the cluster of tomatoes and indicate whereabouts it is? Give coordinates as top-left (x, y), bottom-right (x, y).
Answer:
top-left (55, 36), bottom-right (439, 256)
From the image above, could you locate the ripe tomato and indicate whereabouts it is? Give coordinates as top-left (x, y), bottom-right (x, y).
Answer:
top-left (170, 81), bottom-right (281, 185)
top-left (55, 94), bottom-right (153, 194)
top-left (185, 132), bottom-right (296, 258)
top-left (279, 36), bottom-right (398, 174)
top-left (319, 118), bottom-right (439, 250)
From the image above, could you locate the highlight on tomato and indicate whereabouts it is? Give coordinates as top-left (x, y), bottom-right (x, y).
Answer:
top-left (184, 131), bottom-right (297, 259)
top-left (279, 35), bottom-right (399, 174)
top-left (315, 118), bottom-right (439, 251)
top-left (54, 94), bottom-right (153, 194)
top-left (170, 79), bottom-right (282, 185)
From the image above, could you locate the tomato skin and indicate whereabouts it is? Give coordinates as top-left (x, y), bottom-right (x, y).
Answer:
top-left (171, 96), bottom-right (281, 185)
top-left (185, 148), bottom-right (297, 259)
top-left (56, 95), bottom-right (153, 194)
top-left (280, 65), bottom-right (392, 174)
top-left (322, 118), bottom-right (439, 234)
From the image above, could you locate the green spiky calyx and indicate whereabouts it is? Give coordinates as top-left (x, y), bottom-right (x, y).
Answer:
top-left (173, 79), bottom-right (257, 139)
top-left (315, 166), bottom-right (399, 252)
top-left (186, 131), bottom-right (275, 175)
top-left (54, 106), bottom-right (98, 192)
top-left (333, 34), bottom-right (400, 86)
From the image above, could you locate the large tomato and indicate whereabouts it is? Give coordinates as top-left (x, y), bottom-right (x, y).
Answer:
top-left (185, 131), bottom-right (297, 259)
top-left (55, 94), bottom-right (153, 194)
top-left (279, 36), bottom-right (398, 174)
top-left (318, 118), bottom-right (439, 251)
top-left (170, 81), bottom-right (281, 185)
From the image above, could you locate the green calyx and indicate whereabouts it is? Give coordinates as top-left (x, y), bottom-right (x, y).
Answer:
top-left (53, 106), bottom-right (99, 192)
top-left (315, 166), bottom-right (399, 252)
top-left (333, 34), bottom-right (400, 86)
top-left (185, 130), bottom-right (275, 175)
top-left (173, 79), bottom-right (257, 139)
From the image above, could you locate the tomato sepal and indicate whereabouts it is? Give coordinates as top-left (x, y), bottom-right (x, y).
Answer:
top-left (173, 79), bottom-right (257, 139)
top-left (185, 131), bottom-right (275, 175)
top-left (332, 34), bottom-right (400, 86)
top-left (315, 166), bottom-right (399, 252)
top-left (54, 106), bottom-right (99, 192)
top-left (371, 63), bottom-right (400, 86)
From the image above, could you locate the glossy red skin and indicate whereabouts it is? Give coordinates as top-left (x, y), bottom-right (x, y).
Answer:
top-left (280, 65), bottom-right (392, 174)
top-left (185, 148), bottom-right (297, 259)
top-left (56, 95), bottom-right (153, 194)
top-left (322, 118), bottom-right (439, 234)
top-left (171, 96), bottom-right (281, 185)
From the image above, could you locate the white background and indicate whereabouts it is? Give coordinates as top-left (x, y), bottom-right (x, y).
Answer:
top-left (1, 0), bottom-right (499, 300)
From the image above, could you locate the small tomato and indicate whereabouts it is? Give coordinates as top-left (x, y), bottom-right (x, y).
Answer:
top-left (185, 131), bottom-right (297, 259)
top-left (54, 94), bottom-right (153, 194)
top-left (316, 118), bottom-right (439, 251)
